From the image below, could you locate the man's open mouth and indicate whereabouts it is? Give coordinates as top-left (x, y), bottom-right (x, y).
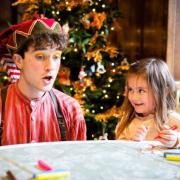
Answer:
top-left (43, 75), bottom-right (53, 81)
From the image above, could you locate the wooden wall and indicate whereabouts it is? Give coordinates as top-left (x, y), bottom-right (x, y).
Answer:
top-left (113, 0), bottom-right (168, 61)
top-left (0, 0), bottom-right (17, 31)
top-left (167, 0), bottom-right (180, 80)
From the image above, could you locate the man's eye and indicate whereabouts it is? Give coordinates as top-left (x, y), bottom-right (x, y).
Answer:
top-left (52, 54), bottom-right (61, 60)
top-left (35, 53), bottom-right (45, 60)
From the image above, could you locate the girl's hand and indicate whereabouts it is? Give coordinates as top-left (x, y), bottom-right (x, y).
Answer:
top-left (156, 125), bottom-right (178, 148)
top-left (131, 125), bottom-right (148, 141)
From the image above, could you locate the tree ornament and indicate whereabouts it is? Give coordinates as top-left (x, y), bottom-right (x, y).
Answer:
top-left (58, 65), bottom-right (71, 86)
top-left (78, 66), bottom-right (87, 84)
top-left (96, 62), bottom-right (106, 74)
top-left (120, 58), bottom-right (130, 70)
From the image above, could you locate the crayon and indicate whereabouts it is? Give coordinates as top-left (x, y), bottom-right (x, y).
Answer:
top-left (168, 125), bottom-right (178, 130)
top-left (164, 152), bottom-right (180, 158)
top-left (37, 160), bottom-right (53, 171)
top-left (6, 170), bottom-right (16, 180)
top-left (165, 155), bottom-right (180, 161)
top-left (33, 169), bottom-right (70, 180)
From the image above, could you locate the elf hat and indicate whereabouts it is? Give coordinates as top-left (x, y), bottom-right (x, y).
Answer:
top-left (0, 17), bottom-right (63, 82)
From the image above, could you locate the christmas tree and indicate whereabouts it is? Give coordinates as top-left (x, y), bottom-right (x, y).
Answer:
top-left (7, 0), bottom-right (129, 139)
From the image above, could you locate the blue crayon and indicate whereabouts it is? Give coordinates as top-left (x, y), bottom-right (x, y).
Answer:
top-left (164, 152), bottom-right (180, 158)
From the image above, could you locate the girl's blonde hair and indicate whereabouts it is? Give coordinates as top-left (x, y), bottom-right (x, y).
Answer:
top-left (115, 58), bottom-right (176, 139)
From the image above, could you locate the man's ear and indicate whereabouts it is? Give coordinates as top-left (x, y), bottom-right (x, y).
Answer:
top-left (13, 54), bottom-right (23, 69)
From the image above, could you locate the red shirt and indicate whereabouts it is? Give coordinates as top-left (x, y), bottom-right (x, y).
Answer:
top-left (0, 83), bottom-right (86, 145)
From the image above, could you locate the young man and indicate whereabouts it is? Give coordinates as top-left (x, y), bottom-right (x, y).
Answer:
top-left (0, 17), bottom-right (86, 145)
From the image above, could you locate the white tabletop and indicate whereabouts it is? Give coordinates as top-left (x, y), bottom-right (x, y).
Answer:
top-left (0, 140), bottom-right (179, 180)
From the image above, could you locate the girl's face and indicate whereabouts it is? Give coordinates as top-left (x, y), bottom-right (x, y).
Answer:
top-left (127, 74), bottom-right (155, 116)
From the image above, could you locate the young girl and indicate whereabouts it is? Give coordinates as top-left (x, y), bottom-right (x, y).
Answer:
top-left (115, 58), bottom-right (180, 148)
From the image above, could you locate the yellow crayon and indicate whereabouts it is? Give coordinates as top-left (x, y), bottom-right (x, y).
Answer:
top-left (34, 171), bottom-right (70, 180)
top-left (165, 155), bottom-right (180, 161)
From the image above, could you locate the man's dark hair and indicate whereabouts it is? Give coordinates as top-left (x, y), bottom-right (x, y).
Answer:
top-left (16, 32), bottom-right (69, 58)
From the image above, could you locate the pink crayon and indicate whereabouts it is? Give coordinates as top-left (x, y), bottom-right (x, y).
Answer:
top-left (37, 160), bottom-right (53, 171)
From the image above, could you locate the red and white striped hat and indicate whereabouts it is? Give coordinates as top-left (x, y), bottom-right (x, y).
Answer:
top-left (0, 16), bottom-right (63, 83)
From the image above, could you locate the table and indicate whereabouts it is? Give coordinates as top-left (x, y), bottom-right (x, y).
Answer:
top-left (0, 140), bottom-right (180, 180)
